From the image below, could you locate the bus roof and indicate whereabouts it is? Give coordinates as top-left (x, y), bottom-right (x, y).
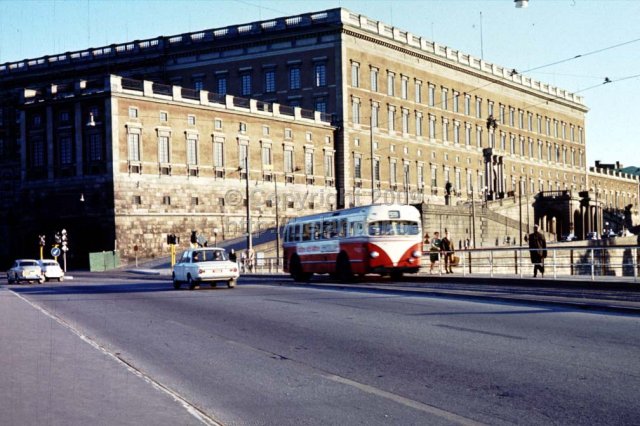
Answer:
top-left (285, 204), bottom-right (421, 225)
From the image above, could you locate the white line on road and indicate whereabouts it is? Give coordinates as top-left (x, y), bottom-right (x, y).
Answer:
top-left (11, 291), bottom-right (222, 426)
top-left (324, 373), bottom-right (486, 426)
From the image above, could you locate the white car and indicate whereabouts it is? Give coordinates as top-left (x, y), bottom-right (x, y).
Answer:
top-left (7, 259), bottom-right (44, 284)
top-left (38, 259), bottom-right (65, 282)
top-left (172, 248), bottom-right (240, 290)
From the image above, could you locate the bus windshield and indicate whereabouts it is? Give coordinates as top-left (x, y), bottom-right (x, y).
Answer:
top-left (367, 220), bottom-right (420, 236)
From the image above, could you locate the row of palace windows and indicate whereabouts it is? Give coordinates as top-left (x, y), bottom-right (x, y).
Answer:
top-left (350, 61), bottom-right (583, 143)
top-left (350, 155), bottom-right (589, 197)
top-left (127, 106), bottom-right (327, 143)
top-left (351, 102), bottom-right (585, 168)
top-left (25, 105), bottom-right (326, 145)
top-left (126, 133), bottom-right (335, 180)
top-left (27, 133), bottom-right (103, 169)
top-left (174, 62), bottom-right (329, 112)
top-left (131, 194), bottom-right (305, 210)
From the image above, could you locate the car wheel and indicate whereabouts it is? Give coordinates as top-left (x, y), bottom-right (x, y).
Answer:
top-left (227, 278), bottom-right (237, 289)
top-left (210, 282), bottom-right (218, 288)
top-left (58, 277), bottom-right (64, 282)
top-left (172, 273), bottom-right (181, 289)
top-left (336, 253), bottom-right (353, 283)
top-left (187, 275), bottom-right (196, 290)
top-left (7, 275), bottom-right (14, 284)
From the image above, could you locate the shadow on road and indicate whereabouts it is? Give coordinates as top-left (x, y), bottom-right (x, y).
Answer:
top-left (6, 281), bottom-right (236, 296)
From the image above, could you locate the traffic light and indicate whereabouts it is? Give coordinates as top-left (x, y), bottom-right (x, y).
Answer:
top-left (38, 234), bottom-right (46, 247)
top-left (167, 233), bottom-right (177, 245)
top-left (190, 230), bottom-right (197, 245)
top-left (54, 232), bottom-right (62, 245)
top-left (61, 229), bottom-right (68, 251)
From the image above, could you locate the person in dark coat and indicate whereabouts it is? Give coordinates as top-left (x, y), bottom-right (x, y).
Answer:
top-left (440, 231), bottom-right (454, 274)
top-left (528, 224), bottom-right (547, 277)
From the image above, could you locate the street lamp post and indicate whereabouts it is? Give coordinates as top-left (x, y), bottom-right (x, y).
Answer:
top-left (274, 173), bottom-right (281, 267)
top-left (403, 164), bottom-right (409, 205)
top-left (244, 153), bottom-right (252, 254)
top-left (471, 184), bottom-right (477, 249)
top-left (370, 115), bottom-right (376, 204)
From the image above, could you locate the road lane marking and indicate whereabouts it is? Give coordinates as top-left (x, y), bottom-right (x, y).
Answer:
top-left (207, 333), bottom-right (487, 426)
top-left (435, 324), bottom-right (525, 340)
top-left (263, 298), bottom-right (301, 305)
top-left (324, 373), bottom-right (486, 426)
top-left (11, 291), bottom-right (222, 426)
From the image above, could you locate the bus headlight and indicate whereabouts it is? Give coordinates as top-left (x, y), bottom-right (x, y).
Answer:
top-left (412, 250), bottom-right (422, 258)
top-left (370, 251), bottom-right (380, 258)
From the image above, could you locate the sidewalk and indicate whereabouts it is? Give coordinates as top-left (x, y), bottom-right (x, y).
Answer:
top-left (0, 286), bottom-right (214, 426)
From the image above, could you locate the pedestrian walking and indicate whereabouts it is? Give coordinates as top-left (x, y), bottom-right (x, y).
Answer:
top-left (441, 231), bottom-right (454, 274)
top-left (429, 231), bottom-right (442, 273)
top-left (246, 248), bottom-right (255, 273)
top-left (240, 250), bottom-right (247, 273)
top-left (528, 224), bottom-right (547, 277)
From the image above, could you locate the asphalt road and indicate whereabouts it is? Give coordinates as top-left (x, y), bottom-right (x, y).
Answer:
top-left (5, 276), bottom-right (640, 425)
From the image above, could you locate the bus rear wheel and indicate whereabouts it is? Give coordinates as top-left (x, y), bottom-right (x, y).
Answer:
top-left (290, 256), bottom-right (311, 282)
top-left (336, 254), bottom-right (353, 283)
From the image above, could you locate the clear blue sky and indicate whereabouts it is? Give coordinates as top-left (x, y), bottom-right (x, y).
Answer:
top-left (1, 0), bottom-right (638, 167)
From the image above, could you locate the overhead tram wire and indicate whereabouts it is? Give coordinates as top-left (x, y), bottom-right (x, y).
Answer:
top-left (520, 71), bottom-right (640, 112)
top-left (519, 36), bottom-right (640, 75)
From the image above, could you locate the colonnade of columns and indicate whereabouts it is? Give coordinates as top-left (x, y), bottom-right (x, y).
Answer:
top-left (483, 148), bottom-right (504, 201)
top-left (533, 193), bottom-right (602, 240)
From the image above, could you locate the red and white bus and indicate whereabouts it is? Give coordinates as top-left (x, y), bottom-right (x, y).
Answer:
top-left (283, 204), bottom-right (423, 281)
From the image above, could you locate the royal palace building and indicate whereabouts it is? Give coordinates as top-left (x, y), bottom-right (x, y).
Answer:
top-left (0, 8), bottom-right (637, 265)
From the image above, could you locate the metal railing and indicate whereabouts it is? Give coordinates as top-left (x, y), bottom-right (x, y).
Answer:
top-left (238, 245), bottom-right (640, 282)
top-left (435, 245), bottom-right (640, 282)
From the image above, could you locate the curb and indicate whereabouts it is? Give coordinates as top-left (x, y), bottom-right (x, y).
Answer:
top-left (287, 281), bottom-right (640, 316)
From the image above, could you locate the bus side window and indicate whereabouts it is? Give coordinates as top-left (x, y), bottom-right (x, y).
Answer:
top-left (293, 224), bottom-right (301, 241)
top-left (369, 222), bottom-right (380, 235)
top-left (314, 221), bottom-right (322, 240)
top-left (284, 227), bottom-right (289, 242)
top-left (354, 221), bottom-right (364, 236)
top-left (338, 219), bottom-right (347, 237)
top-left (324, 220), bottom-right (337, 238)
top-left (302, 223), bottom-right (312, 241)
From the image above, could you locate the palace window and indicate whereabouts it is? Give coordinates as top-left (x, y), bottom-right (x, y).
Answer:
top-left (351, 62), bottom-right (360, 88)
top-left (128, 133), bottom-right (141, 162)
top-left (370, 67), bottom-right (379, 92)
top-left (186, 137), bottom-right (198, 165)
top-left (213, 138), bottom-right (224, 168)
top-left (241, 73), bottom-right (252, 96)
top-left (158, 136), bottom-right (170, 164)
top-left (315, 63), bottom-right (326, 87)
top-left (264, 70), bottom-right (276, 93)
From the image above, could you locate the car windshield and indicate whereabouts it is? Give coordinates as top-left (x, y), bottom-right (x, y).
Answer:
top-left (20, 261), bottom-right (38, 267)
top-left (192, 250), bottom-right (227, 262)
top-left (41, 261), bottom-right (57, 266)
top-left (368, 220), bottom-right (420, 236)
